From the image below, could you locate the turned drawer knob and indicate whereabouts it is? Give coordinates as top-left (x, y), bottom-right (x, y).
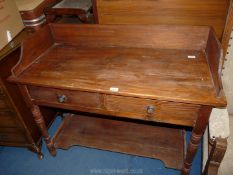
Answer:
top-left (147, 105), bottom-right (155, 114)
top-left (57, 94), bottom-right (67, 103)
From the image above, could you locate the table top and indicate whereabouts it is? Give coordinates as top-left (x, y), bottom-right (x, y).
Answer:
top-left (15, 44), bottom-right (224, 106)
top-left (9, 24), bottom-right (227, 107)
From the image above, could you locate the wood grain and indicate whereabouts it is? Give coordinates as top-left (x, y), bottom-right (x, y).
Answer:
top-left (8, 24), bottom-right (227, 172)
top-left (205, 28), bottom-right (224, 97)
top-left (27, 85), bottom-right (199, 126)
top-left (28, 86), bottom-right (101, 109)
top-left (203, 138), bottom-right (228, 175)
top-left (13, 44), bottom-right (225, 106)
top-left (93, 0), bottom-right (233, 68)
top-left (105, 95), bottom-right (199, 126)
top-left (0, 96), bottom-right (9, 110)
top-left (54, 114), bottom-right (185, 169)
top-left (182, 106), bottom-right (212, 175)
top-left (0, 128), bottom-right (27, 143)
top-left (12, 26), bottom-right (54, 77)
top-left (0, 111), bottom-right (18, 127)
top-left (51, 24), bottom-right (209, 50)
top-left (94, 0), bottom-right (229, 40)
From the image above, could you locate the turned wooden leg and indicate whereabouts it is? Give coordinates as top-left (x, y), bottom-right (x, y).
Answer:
top-left (27, 141), bottom-right (44, 160)
top-left (182, 106), bottom-right (212, 175)
top-left (31, 105), bottom-right (56, 156)
top-left (18, 85), bottom-right (56, 156)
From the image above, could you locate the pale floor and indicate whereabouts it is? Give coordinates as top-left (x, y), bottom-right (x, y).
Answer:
top-left (219, 115), bottom-right (233, 175)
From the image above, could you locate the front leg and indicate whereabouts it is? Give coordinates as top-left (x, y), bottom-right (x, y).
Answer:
top-left (31, 105), bottom-right (56, 156)
top-left (181, 106), bottom-right (212, 175)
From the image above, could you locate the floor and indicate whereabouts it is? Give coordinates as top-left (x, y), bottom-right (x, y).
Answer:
top-left (219, 116), bottom-right (233, 175)
top-left (0, 117), bottom-right (202, 175)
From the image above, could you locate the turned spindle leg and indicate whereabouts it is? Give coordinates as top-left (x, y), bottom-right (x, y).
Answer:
top-left (31, 105), bottom-right (56, 156)
top-left (181, 106), bottom-right (212, 175)
top-left (28, 142), bottom-right (44, 160)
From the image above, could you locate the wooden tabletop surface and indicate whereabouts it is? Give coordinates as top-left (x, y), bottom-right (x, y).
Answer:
top-left (16, 44), bottom-right (226, 106)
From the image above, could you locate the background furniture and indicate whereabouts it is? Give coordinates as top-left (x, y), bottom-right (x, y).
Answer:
top-left (93, 0), bottom-right (233, 61)
top-left (203, 108), bottom-right (230, 175)
top-left (15, 0), bottom-right (57, 31)
top-left (44, 0), bottom-right (93, 24)
top-left (0, 31), bottom-right (56, 159)
top-left (93, 1), bottom-right (233, 174)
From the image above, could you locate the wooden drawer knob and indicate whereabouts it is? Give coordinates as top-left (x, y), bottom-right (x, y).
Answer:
top-left (57, 94), bottom-right (67, 103)
top-left (147, 105), bottom-right (155, 114)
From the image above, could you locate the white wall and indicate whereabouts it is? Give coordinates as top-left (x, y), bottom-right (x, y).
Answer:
top-left (223, 31), bottom-right (233, 115)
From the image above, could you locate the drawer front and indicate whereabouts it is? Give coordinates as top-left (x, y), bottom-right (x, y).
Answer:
top-left (105, 95), bottom-right (199, 126)
top-left (105, 95), bottom-right (157, 119)
top-left (28, 86), bottom-right (199, 126)
top-left (0, 111), bottom-right (18, 127)
top-left (155, 101), bottom-right (200, 126)
top-left (28, 86), bottom-right (101, 109)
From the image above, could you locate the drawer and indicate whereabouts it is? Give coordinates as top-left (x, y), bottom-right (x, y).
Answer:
top-left (105, 95), bottom-right (199, 126)
top-left (0, 111), bottom-right (18, 127)
top-left (28, 86), bottom-right (101, 109)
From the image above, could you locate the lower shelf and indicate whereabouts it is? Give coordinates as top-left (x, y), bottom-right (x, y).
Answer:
top-left (53, 114), bottom-right (184, 170)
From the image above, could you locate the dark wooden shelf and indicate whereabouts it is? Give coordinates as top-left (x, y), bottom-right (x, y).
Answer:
top-left (53, 114), bottom-right (185, 170)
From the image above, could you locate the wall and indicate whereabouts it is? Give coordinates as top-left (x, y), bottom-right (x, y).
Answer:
top-left (223, 31), bottom-right (233, 115)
